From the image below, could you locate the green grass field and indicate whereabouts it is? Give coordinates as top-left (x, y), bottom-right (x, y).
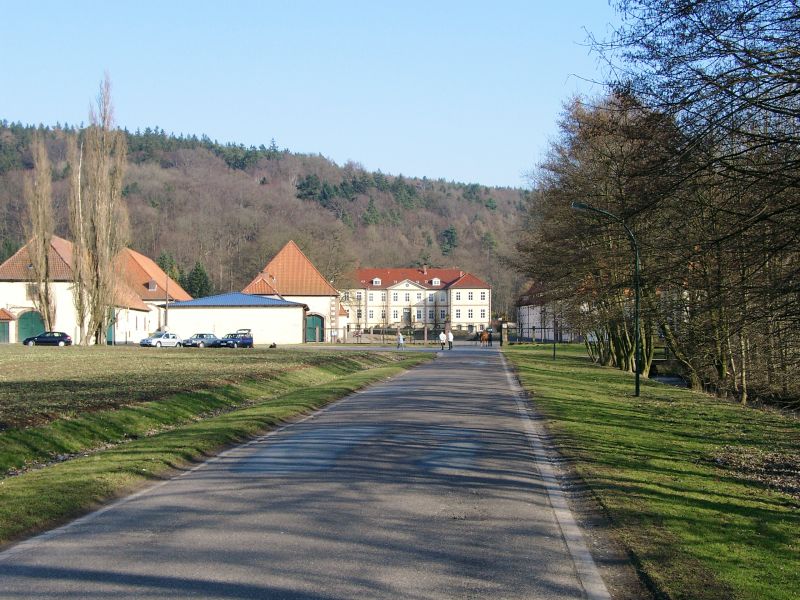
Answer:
top-left (504, 344), bottom-right (799, 600)
top-left (0, 345), bottom-right (431, 546)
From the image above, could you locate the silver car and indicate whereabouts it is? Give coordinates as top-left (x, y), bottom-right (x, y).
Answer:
top-left (140, 331), bottom-right (182, 348)
top-left (183, 333), bottom-right (219, 348)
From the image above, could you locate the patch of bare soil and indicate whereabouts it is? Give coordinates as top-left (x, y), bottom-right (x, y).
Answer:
top-left (712, 446), bottom-right (800, 501)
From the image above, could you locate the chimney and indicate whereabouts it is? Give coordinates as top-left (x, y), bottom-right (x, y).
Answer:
top-left (422, 264), bottom-right (428, 275)
top-left (459, 271), bottom-right (464, 277)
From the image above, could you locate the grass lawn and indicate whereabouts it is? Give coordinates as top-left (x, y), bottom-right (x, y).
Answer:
top-left (0, 345), bottom-right (431, 546)
top-left (504, 344), bottom-right (799, 600)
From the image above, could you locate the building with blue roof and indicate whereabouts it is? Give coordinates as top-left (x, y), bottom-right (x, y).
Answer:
top-left (163, 292), bottom-right (307, 345)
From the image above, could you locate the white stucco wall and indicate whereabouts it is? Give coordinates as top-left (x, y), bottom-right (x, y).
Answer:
top-left (164, 305), bottom-right (305, 345)
top-left (1, 281), bottom-right (81, 342)
top-left (283, 295), bottom-right (341, 341)
top-left (449, 287), bottom-right (491, 330)
top-left (109, 306), bottom-right (158, 345)
top-left (1, 281), bottom-right (159, 344)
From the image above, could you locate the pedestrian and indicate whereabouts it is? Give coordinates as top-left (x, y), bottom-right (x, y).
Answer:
top-left (488, 330), bottom-right (493, 346)
top-left (438, 330), bottom-right (446, 351)
top-left (447, 329), bottom-right (453, 350)
top-left (397, 331), bottom-right (405, 350)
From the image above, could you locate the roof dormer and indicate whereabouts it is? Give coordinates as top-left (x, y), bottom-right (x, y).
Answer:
top-left (431, 277), bottom-right (441, 286)
top-left (372, 277), bottom-right (382, 286)
top-left (147, 279), bottom-right (158, 292)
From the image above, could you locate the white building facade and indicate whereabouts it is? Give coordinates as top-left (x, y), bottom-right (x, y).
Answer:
top-left (343, 267), bottom-right (491, 333)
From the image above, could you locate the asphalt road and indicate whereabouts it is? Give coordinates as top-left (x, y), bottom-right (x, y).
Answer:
top-left (0, 345), bottom-right (609, 599)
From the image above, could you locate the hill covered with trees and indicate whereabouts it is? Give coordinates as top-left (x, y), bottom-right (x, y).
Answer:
top-left (0, 121), bottom-right (527, 315)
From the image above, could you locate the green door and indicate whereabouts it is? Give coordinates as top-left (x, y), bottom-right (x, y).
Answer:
top-left (305, 315), bottom-right (324, 342)
top-left (18, 311), bottom-right (44, 342)
top-left (107, 308), bottom-right (116, 345)
top-left (0, 322), bottom-right (8, 344)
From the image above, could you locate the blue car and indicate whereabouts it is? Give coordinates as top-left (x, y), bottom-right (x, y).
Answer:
top-left (23, 331), bottom-right (73, 346)
top-left (217, 329), bottom-right (253, 348)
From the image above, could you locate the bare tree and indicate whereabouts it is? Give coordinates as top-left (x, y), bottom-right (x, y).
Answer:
top-left (23, 132), bottom-right (56, 331)
top-left (68, 74), bottom-right (129, 344)
top-left (66, 134), bottom-right (89, 343)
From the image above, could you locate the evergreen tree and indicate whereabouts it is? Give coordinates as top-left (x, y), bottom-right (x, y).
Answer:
top-left (156, 252), bottom-right (181, 283)
top-left (185, 262), bottom-right (213, 298)
top-left (440, 226), bottom-right (458, 255)
top-left (362, 198), bottom-right (381, 225)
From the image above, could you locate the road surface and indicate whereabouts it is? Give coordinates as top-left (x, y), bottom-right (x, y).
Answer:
top-left (0, 345), bottom-right (609, 599)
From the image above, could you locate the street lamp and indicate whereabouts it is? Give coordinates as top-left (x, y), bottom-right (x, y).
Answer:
top-left (571, 201), bottom-right (641, 396)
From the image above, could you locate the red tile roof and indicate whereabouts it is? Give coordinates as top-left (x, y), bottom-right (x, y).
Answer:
top-left (244, 240), bottom-right (339, 296)
top-left (0, 235), bottom-right (74, 281)
top-left (353, 268), bottom-right (490, 290)
top-left (118, 248), bottom-right (192, 302)
top-left (113, 281), bottom-right (151, 312)
top-left (0, 308), bottom-right (15, 321)
top-left (0, 237), bottom-right (188, 309)
top-left (241, 273), bottom-right (281, 296)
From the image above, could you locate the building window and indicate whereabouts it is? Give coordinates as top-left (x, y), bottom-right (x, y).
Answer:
top-left (455, 309), bottom-right (461, 319)
top-left (416, 293), bottom-right (422, 300)
top-left (428, 293), bottom-right (434, 302)
top-left (428, 309), bottom-right (434, 320)
top-left (455, 291), bottom-right (461, 301)
top-left (440, 309), bottom-right (446, 320)
top-left (357, 309), bottom-right (362, 319)
top-left (468, 291), bottom-right (473, 301)
top-left (440, 292), bottom-right (446, 302)
top-left (392, 292), bottom-right (398, 301)
top-left (480, 291), bottom-right (486, 301)
top-left (381, 292), bottom-right (386, 301)
top-left (468, 309), bottom-right (473, 319)
top-left (343, 291), bottom-right (350, 301)
top-left (381, 309), bottom-right (386, 319)
top-left (368, 293), bottom-right (374, 302)
top-left (368, 310), bottom-right (374, 319)
top-left (356, 291), bottom-right (362, 301)
top-left (479, 324), bottom-right (484, 331)
top-left (372, 277), bottom-right (382, 286)
top-left (393, 310), bottom-right (399, 320)
top-left (404, 293), bottom-right (410, 302)
top-left (25, 283), bottom-right (39, 300)
top-left (416, 309), bottom-right (422, 319)
top-left (480, 309), bottom-right (486, 319)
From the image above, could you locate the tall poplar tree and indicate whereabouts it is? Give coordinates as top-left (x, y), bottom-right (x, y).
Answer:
top-left (23, 132), bottom-right (56, 331)
top-left (68, 74), bottom-right (129, 344)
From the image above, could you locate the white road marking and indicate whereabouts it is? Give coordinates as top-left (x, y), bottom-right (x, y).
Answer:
top-left (500, 352), bottom-right (612, 600)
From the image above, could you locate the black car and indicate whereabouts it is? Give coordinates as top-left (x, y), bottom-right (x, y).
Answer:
top-left (23, 331), bottom-right (73, 346)
top-left (183, 333), bottom-right (219, 348)
top-left (217, 329), bottom-right (254, 348)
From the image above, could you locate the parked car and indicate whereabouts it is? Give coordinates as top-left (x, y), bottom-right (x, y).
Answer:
top-left (23, 331), bottom-right (73, 346)
top-left (140, 331), bottom-right (182, 347)
top-left (217, 329), bottom-right (253, 348)
top-left (183, 333), bottom-right (219, 348)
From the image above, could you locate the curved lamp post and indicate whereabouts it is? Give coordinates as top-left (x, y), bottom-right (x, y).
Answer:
top-left (571, 202), bottom-right (641, 396)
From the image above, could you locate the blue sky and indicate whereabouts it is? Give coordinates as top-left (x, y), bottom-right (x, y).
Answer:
top-left (1, 1), bottom-right (617, 188)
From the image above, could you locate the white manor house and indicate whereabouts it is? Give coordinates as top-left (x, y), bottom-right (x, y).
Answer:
top-left (342, 266), bottom-right (492, 333)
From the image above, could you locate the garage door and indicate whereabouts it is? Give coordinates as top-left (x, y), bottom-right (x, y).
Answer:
top-left (305, 315), bottom-right (324, 342)
top-left (18, 311), bottom-right (44, 341)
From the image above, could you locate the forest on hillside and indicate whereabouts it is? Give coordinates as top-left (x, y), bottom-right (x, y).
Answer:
top-left (0, 122), bottom-right (528, 315)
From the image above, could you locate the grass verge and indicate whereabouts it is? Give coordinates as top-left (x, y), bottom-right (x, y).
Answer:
top-left (504, 344), bottom-right (799, 600)
top-left (0, 348), bottom-right (430, 547)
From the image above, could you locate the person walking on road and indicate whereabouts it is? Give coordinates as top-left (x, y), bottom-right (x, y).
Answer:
top-left (396, 331), bottom-right (405, 350)
top-left (447, 330), bottom-right (453, 350)
top-left (438, 330), bottom-right (446, 351)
